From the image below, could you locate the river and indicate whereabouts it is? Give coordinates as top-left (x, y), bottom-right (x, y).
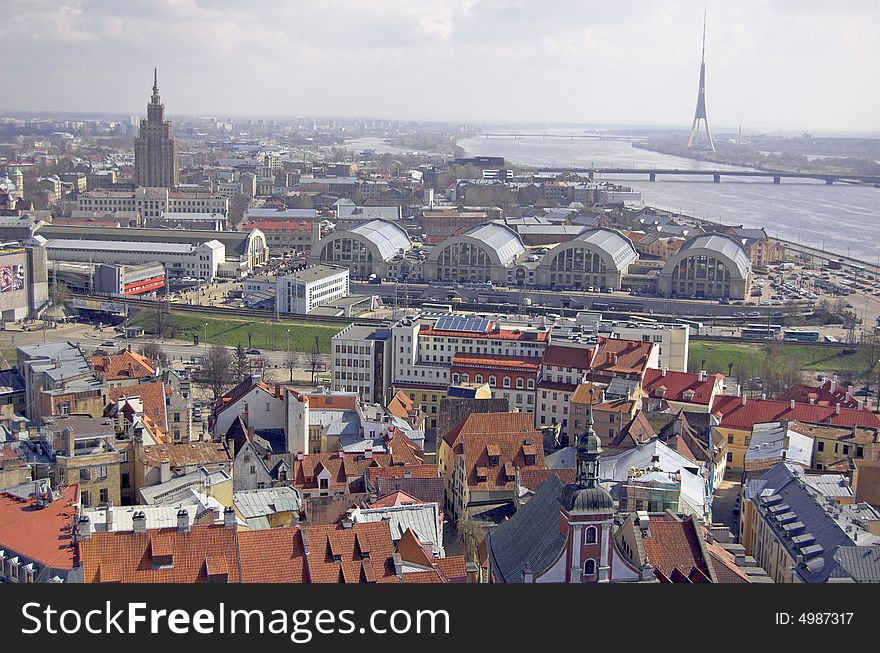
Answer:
top-left (454, 130), bottom-right (880, 264)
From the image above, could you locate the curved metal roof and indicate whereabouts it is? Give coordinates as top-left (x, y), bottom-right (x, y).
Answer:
top-left (570, 228), bottom-right (638, 270)
top-left (347, 219), bottom-right (411, 260)
top-left (455, 222), bottom-right (525, 266)
top-left (671, 233), bottom-right (751, 279)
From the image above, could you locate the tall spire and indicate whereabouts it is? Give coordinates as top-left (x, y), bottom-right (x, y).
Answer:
top-left (151, 68), bottom-right (161, 104)
top-left (576, 387), bottom-right (602, 489)
top-left (687, 11), bottom-right (715, 152)
top-left (701, 9), bottom-right (706, 64)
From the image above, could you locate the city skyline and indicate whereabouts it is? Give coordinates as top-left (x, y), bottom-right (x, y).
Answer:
top-left (2, 0), bottom-right (879, 134)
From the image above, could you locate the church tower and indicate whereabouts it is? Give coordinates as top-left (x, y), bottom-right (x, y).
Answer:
top-left (560, 388), bottom-right (616, 583)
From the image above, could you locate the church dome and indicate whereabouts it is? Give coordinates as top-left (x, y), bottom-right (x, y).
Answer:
top-left (562, 483), bottom-right (614, 514)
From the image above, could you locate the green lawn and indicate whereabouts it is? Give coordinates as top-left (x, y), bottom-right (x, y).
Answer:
top-left (130, 310), bottom-right (343, 354)
top-left (689, 341), bottom-right (868, 376)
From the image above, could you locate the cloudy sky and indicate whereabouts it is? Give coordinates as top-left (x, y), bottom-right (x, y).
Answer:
top-left (2, 0), bottom-right (878, 133)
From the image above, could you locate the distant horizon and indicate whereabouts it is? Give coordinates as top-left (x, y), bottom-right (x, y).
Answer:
top-left (2, 108), bottom-right (878, 141)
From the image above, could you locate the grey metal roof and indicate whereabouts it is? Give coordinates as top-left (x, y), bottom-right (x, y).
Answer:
top-left (47, 239), bottom-right (201, 254)
top-left (675, 233), bottom-right (751, 279)
top-left (459, 222), bottom-right (525, 266)
top-left (571, 228), bottom-right (638, 270)
top-left (486, 474), bottom-right (567, 583)
top-left (348, 219), bottom-right (412, 260)
top-left (233, 487), bottom-right (301, 519)
top-left (745, 462), bottom-right (880, 583)
top-left (245, 208), bottom-right (317, 220)
top-left (350, 502), bottom-right (444, 556)
top-left (832, 546), bottom-right (880, 582)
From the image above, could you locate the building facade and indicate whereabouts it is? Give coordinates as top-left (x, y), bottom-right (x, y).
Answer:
top-left (134, 70), bottom-right (179, 189)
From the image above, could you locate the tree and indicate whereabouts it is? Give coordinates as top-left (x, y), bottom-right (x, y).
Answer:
top-left (202, 343), bottom-right (234, 401)
top-left (455, 517), bottom-right (486, 566)
top-left (138, 342), bottom-right (170, 368)
top-left (233, 344), bottom-right (250, 383)
top-left (306, 336), bottom-right (322, 385)
top-left (284, 350), bottom-right (298, 382)
top-left (136, 307), bottom-right (179, 339)
top-left (228, 195), bottom-right (251, 228)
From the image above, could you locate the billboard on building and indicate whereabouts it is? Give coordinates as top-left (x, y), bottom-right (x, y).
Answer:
top-left (0, 265), bottom-right (25, 293)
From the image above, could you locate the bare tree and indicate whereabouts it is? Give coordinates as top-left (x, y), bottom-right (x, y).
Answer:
top-left (306, 336), bottom-right (322, 385)
top-left (202, 343), bottom-right (234, 401)
top-left (284, 350), bottom-right (298, 382)
top-left (138, 342), bottom-right (170, 368)
top-left (455, 517), bottom-right (486, 566)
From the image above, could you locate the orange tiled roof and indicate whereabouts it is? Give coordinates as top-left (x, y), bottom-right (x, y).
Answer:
top-left (591, 338), bottom-right (653, 375)
top-left (640, 515), bottom-right (712, 582)
top-left (459, 428), bottom-right (545, 493)
top-left (367, 464), bottom-right (439, 481)
top-left (0, 485), bottom-right (79, 570)
top-left (542, 345), bottom-right (595, 369)
top-left (780, 380), bottom-right (861, 409)
top-left (643, 369), bottom-right (722, 406)
top-left (451, 353), bottom-right (541, 371)
top-left (238, 527), bottom-right (306, 583)
top-left (108, 381), bottom-right (167, 429)
top-left (79, 524), bottom-right (241, 583)
top-left (91, 349), bottom-right (155, 381)
top-left (711, 395), bottom-right (880, 431)
top-left (303, 522), bottom-right (397, 583)
top-left (140, 440), bottom-right (231, 469)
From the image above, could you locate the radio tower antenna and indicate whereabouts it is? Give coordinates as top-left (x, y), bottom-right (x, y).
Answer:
top-left (687, 10), bottom-right (716, 152)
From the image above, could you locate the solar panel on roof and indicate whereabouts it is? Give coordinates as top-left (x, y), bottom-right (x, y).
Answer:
top-left (434, 315), bottom-right (491, 333)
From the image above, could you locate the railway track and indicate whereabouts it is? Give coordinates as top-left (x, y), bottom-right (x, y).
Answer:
top-left (73, 294), bottom-right (846, 348)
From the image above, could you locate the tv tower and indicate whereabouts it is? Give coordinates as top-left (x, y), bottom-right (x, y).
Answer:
top-left (687, 11), bottom-right (715, 152)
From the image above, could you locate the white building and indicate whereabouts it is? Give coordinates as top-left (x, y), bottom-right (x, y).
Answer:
top-left (555, 312), bottom-right (691, 372)
top-left (46, 238), bottom-right (225, 280)
top-left (276, 265), bottom-right (349, 314)
top-left (76, 187), bottom-right (228, 220)
top-left (331, 323), bottom-right (393, 404)
top-left (150, 211), bottom-right (227, 231)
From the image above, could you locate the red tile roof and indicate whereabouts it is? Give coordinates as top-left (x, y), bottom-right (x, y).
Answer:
top-left (0, 485), bottom-right (79, 570)
top-left (451, 353), bottom-right (542, 372)
top-left (711, 395), bottom-right (880, 431)
top-left (108, 381), bottom-right (168, 432)
top-left (459, 429), bottom-right (545, 493)
top-left (139, 440), bottom-right (232, 469)
top-left (91, 349), bottom-right (156, 381)
top-left (79, 524), bottom-right (241, 583)
top-left (642, 369), bottom-right (722, 406)
top-left (367, 464), bottom-right (439, 481)
top-left (541, 345), bottom-right (595, 369)
top-left (443, 412), bottom-right (538, 448)
top-left (303, 522), bottom-right (397, 583)
top-left (368, 491), bottom-right (424, 508)
top-left (591, 338), bottom-right (654, 376)
top-left (780, 380), bottom-right (860, 409)
top-left (238, 527), bottom-right (306, 582)
top-left (640, 515), bottom-right (712, 582)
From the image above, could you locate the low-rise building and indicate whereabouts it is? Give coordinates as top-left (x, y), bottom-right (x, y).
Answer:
top-left (276, 265), bottom-right (350, 314)
top-left (331, 323), bottom-right (393, 404)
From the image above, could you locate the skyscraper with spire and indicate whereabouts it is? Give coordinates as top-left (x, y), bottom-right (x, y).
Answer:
top-left (686, 12), bottom-right (715, 152)
top-left (134, 69), bottom-right (179, 188)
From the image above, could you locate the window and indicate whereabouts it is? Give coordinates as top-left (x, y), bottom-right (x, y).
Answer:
top-left (726, 452), bottom-right (733, 462)
top-left (817, 441), bottom-right (825, 452)
top-left (584, 526), bottom-right (597, 544)
top-left (121, 473), bottom-right (130, 489)
top-left (119, 450), bottom-right (128, 463)
top-left (503, 377), bottom-right (511, 388)
top-left (81, 491), bottom-right (91, 507)
top-left (80, 468), bottom-right (91, 481)
top-left (99, 488), bottom-right (109, 504)
top-left (583, 559), bottom-right (596, 576)
top-left (96, 465), bottom-right (108, 479)
top-left (727, 434), bottom-right (734, 444)
top-left (516, 378), bottom-right (524, 389)
top-left (489, 375), bottom-right (496, 386)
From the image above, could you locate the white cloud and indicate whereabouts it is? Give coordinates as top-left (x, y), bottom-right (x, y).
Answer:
top-left (0, 0), bottom-right (877, 132)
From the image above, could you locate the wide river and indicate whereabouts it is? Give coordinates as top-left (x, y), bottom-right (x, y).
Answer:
top-left (450, 130), bottom-right (880, 264)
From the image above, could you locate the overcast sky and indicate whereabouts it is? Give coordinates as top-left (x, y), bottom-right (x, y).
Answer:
top-left (3, 0), bottom-right (878, 133)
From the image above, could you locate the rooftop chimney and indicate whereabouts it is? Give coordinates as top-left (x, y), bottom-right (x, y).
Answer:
top-left (160, 459), bottom-right (171, 483)
top-left (790, 399), bottom-right (796, 410)
top-left (741, 395), bottom-right (747, 406)
top-left (699, 370), bottom-right (707, 381)
top-left (661, 368), bottom-right (667, 377)
top-left (835, 403), bottom-right (841, 415)
top-left (132, 511), bottom-right (147, 533)
top-left (177, 508), bottom-right (190, 533)
top-left (223, 506), bottom-right (237, 529)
